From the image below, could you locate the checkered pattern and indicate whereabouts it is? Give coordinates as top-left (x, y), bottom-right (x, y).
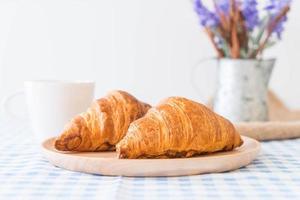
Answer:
top-left (0, 115), bottom-right (300, 200)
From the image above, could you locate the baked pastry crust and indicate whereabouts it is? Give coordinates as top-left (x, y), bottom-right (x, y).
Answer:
top-left (55, 90), bottom-right (150, 151)
top-left (117, 97), bottom-right (243, 159)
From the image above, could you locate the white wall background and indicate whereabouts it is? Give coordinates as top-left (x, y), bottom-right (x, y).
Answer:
top-left (0, 0), bottom-right (299, 108)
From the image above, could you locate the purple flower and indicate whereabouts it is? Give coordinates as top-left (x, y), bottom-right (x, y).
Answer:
top-left (265, 0), bottom-right (292, 39)
top-left (192, 0), bottom-right (292, 58)
top-left (214, 0), bottom-right (259, 31)
top-left (241, 0), bottom-right (259, 31)
top-left (215, 0), bottom-right (230, 15)
top-left (194, 0), bottom-right (219, 27)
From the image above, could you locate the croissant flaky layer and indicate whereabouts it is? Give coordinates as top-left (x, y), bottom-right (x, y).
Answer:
top-left (55, 90), bottom-right (151, 151)
top-left (116, 97), bottom-right (243, 159)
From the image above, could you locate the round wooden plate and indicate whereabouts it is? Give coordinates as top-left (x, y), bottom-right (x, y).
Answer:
top-left (42, 136), bottom-right (260, 177)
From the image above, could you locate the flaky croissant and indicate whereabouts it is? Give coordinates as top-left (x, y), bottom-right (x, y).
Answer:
top-left (55, 90), bottom-right (151, 151)
top-left (117, 97), bottom-right (243, 159)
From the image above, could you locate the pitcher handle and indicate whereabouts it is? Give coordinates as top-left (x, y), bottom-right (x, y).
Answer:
top-left (190, 57), bottom-right (217, 97)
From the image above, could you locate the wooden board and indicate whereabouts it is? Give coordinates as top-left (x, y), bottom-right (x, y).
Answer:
top-left (41, 136), bottom-right (260, 177)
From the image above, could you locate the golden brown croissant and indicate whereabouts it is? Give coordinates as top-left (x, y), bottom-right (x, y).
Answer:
top-left (55, 90), bottom-right (151, 151)
top-left (117, 97), bottom-right (243, 159)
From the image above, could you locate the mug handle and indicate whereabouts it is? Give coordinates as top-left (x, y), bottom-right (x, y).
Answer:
top-left (2, 90), bottom-right (27, 119)
top-left (190, 57), bottom-right (217, 97)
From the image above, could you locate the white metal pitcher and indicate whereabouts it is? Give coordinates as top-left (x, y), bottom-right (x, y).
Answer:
top-left (213, 59), bottom-right (275, 122)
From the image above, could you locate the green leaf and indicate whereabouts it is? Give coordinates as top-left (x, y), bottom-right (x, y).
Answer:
top-left (220, 44), bottom-right (230, 57)
top-left (211, 29), bottom-right (231, 57)
top-left (240, 48), bottom-right (248, 59)
top-left (253, 15), bottom-right (269, 45)
top-left (264, 41), bottom-right (277, 49)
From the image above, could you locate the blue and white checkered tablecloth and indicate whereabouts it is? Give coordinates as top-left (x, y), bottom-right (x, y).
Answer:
top-left (0, 116), bottom-right (300, 200)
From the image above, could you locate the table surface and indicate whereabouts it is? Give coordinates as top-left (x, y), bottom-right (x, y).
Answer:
top-left (0, 116), bottom-right (300, 200)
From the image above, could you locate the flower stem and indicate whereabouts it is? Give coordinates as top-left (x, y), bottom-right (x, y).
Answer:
top-left (204, 28), bottom-right (224, 58)
top-left (230, 0), bottom-right (240, 58)
top-left (251, 6), bottom-right (290, 58)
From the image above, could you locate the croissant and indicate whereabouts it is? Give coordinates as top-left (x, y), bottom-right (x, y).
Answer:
top-left (55, 90), bottom-right (151, 151)
top-left (117, 97), bottom-right (243, 159)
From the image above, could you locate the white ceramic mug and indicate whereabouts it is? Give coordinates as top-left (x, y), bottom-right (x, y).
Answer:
top-left (3, 80), bottom-right (95, 142)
